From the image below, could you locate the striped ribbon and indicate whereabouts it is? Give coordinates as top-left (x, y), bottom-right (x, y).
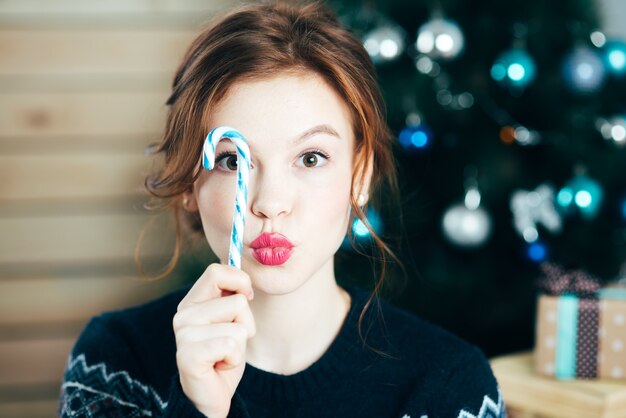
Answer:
top-left (554, 294), bottom-right (600, 379)
top-left (203, 126), bottom-right (251, 269)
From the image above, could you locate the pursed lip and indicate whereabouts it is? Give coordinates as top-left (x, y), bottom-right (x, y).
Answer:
top-left (249, 232), bottom-right (294, 249)
top-left (249, 232), bottom-right (294, 266)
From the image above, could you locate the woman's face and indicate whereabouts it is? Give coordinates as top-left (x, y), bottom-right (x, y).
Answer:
top-left (186, 72), bottom-right (363, 295)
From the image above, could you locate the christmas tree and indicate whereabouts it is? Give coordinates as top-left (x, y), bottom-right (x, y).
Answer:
top-left (331, 0), bottom-right (626, 356)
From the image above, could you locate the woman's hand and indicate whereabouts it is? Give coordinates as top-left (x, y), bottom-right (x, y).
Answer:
top-left (173, 263), bottom-right (256, 418)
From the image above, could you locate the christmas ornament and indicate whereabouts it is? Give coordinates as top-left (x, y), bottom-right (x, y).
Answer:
top-left (526, 241), bottom-right (549, 263)
top-left (590, 31), bottom-right (607, 48)
top-left (414, 55), bottom-right (441, 77)
top-left (352, 208), bottom-right (382, 239)
top-left (597, 115), bottom-right (626, 147)
top-left (510, 184), bottom-right (562, 243)
top-left (399, 113), bottom-right (432, 151)
top-left (415, 17), bottom-right (464, 60)
top-left (620, 196), bottom-right (626, 221)
top-left (499, 125), bottom-right (540, 146)
top-left (562, 46), bottom-right (606, 94)
top-left (556, 173), bottom-right (604, 220)
top-left (442, 182), bottom-right (492, 248)
top-left (342, 208), bottom-right (383, 250)
top-left (435, 89), bottom-right (475, 110)
top-left (491, 48), bottom-right (537, 90)
top-left (603, 40), bottom-right (626, 75)
top-left (363, 24), bottom-right (406, 64)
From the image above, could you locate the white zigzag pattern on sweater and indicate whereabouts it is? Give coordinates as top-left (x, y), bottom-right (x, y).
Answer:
top-left (61, 354), bottom-right (168, 413)
top-left (457, 387), bottom-right (506, 418)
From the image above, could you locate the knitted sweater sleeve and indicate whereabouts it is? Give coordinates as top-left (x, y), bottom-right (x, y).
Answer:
top-left (399, 347), bottom-right (507, 418)
top-left (59, 316), bottom-right (251, 418)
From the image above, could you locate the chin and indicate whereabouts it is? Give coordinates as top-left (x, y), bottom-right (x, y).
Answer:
top-left (243, 262), bottom-right (308, 296)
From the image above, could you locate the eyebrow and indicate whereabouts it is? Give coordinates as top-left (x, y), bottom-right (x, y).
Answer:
top-left (292, 124), bottom-right (341, 144)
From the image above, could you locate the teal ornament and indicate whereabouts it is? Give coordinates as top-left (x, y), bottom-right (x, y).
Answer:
top-left (342, 208), bottom-right (383, 250)
top-left (562, 46), bottom-right (606, 94)
top-left (603, 40), bottom-right (626, 75)
top-left (491, 48), bottom-right (537, 90)
top-left (556, 175), bottom-right (604, 220)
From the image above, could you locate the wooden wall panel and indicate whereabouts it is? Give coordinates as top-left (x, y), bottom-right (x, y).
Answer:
top-left (0, 276), bottom-right (175, 326)
top-left (0, 92), bottom-right (167, 138)
top-left (0, 1), bottom-right (235, 415)
top-left (0, 338), bottom-right (74, 386)
top-left (0, 154), bottom-right (152, 199)
top-left (0, 30), bottom-right (195, 75)
top-left (0, 213), bottom-right (175, 264)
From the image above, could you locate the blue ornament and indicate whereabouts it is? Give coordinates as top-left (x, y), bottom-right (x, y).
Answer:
top-left (527, 241), bottom-right (549, 263)
top-left (555, 175), bottom-right (604, 220)
top-left (562, 46), bottom-right (606, 94)
top-left (620, 196), bottom-right (626, 221)
top-left (399, 123), bottom-right (432, 152)
top-left (491, 48), bottom-right (537, 90)
top-left (603, 40), bottom-right (626, 75)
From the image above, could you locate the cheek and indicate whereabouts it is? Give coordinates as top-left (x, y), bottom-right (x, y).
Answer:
top-left (195, 176), bottom-right (236, 254)
top-left (302, 171), bottom-right (352, 232)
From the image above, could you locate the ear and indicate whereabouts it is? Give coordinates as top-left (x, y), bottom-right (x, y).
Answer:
top-left (181, 189), bottom-right (199, 212)
top-left (354, 154), bottom-right (374, 206)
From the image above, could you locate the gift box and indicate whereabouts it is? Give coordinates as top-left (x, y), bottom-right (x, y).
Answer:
top-left (534, 263), bottom-right (626, 380)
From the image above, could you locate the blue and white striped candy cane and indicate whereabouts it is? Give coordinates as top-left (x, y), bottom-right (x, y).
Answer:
top-left (203, 126), bottom-right (251, 269)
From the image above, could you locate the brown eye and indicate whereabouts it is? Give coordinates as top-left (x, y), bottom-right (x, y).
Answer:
top-left (226, 156), bottom-right (238, 170)
top-left (302, 153), bottom-right (318, 167)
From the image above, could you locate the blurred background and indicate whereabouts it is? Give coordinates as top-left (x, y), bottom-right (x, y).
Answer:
top-left (0, 0), bottom-right (625, 416)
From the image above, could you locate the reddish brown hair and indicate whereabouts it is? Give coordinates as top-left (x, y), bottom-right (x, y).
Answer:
top-left (140, 0), bottom-right (401, 354)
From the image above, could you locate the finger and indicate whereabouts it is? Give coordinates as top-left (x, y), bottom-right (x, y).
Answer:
top-left (177, 337), bottom-right (245, 376)
top-left (179, 263), bottom-right (253, 309)
top-left (174, 294), bottom-right (256, 336)
top-left (175, 322), bottom-right (254, 346)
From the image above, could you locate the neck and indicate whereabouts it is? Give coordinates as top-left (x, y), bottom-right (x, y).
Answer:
top-left (245, 265), bottom-right (351, 375)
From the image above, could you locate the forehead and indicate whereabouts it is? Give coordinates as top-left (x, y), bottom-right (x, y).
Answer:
top-left (207, 71), bottom-right (355, 148)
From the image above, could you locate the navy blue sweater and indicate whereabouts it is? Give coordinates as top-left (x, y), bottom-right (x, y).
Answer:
top-left (60, 284), bottom-right (507, 417)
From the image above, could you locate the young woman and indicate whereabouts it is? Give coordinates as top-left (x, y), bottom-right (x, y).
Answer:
top-left (60, 1), bottom-right (506, 417)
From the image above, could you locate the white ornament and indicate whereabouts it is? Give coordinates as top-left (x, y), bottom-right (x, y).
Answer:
top-left (363, 25), bottom-right (405, 64)
top-left (510, 184), bottom-right (562, 242)
top-left (416, 17), bottom-right (464, 60)
top-left (442, 186), bottom-right (492, 248)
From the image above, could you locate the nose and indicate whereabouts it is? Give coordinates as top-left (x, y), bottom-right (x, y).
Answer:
top-left (249, 167), bottom-right (293, 220)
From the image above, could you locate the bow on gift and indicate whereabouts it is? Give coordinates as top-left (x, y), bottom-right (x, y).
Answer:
top-left (537, 262), bottom-right (601, 297)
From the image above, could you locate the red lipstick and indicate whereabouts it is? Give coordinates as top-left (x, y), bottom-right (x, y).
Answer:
top-left (250, 232), bottom-right (294, 266)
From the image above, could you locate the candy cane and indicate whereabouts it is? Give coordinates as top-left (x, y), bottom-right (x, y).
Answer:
top-left (203, 126), bottom-right (251, 269)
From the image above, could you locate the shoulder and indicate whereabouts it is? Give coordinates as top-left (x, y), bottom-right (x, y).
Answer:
top-left (66, 286), bottom-right (190, 389)
top-left (98, 285), bottom-right (189, 330)
top-left (349, 285), bottom-right (478, 362)
top-left (75, 285), bottom-right (189, 356)
top-left (346, 285), bottom-right (506, 417)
